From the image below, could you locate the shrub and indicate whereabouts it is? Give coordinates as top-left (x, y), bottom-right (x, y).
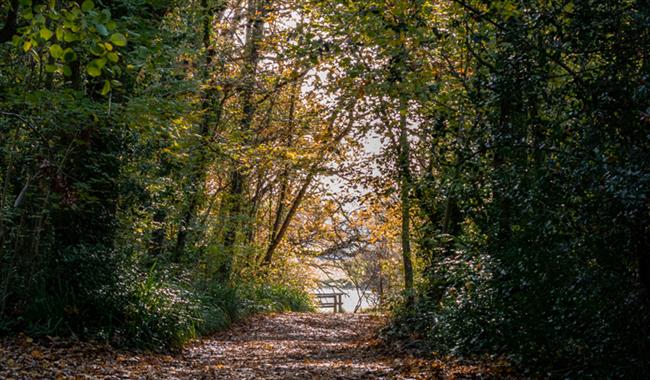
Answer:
top-left (238, 283), bottom-right (314, 315)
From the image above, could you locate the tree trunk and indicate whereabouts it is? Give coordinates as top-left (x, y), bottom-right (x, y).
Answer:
top-left (263, 171), bottom-right (314, 266)
top-left (494, 91), bottom-right (513, 245)
top-left (636, 219), bottom-right (650, 304)
top-left (265, 80), bottom-right (299, 265)
top-left (398, 94), bottom-right (414, 307)
top-left (220, 0), bottom-right (270, 280)
top-left (262, 100), bottom-right (357, 266)
top-left (173, 0), bottom-right (225, 260)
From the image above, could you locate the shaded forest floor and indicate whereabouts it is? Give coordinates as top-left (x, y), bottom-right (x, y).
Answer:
top-left (0, 313), bottom-right (517, 379)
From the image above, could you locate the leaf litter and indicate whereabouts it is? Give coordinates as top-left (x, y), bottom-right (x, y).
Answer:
top-left (0, 313), bottom-right (517, 379)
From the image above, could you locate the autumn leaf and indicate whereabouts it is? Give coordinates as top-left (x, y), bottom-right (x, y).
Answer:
top-left (31, 350), bottom-right (44, 359)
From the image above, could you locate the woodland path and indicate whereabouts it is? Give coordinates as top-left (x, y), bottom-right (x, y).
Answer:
top-left (0, 313), bottom-right (515, 379)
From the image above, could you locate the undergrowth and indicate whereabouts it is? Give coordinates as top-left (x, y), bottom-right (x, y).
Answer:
top-left (0, 246), bottom-right (314, 351)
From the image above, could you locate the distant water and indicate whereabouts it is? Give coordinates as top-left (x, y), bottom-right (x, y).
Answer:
top-left (314, 287), bottom-right (375, 313)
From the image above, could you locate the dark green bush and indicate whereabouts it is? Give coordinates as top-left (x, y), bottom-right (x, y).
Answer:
top-left (112, 266), bottom-right (199, 350)
top-left (1, 239), bottom-right (315, 351)
top-left (193, 281), bottom-right (239, 335)
top-left (387, 238), bottom-right (650, 378)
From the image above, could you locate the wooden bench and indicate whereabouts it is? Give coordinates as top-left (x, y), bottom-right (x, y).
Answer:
top-left (314, 292), bottom-right (346, 313)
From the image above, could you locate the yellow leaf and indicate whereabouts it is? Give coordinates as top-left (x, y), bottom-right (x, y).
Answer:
top-left (31, 350), bottom-right (44, 359)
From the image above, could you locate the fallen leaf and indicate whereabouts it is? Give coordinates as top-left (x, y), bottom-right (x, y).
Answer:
top-left (31, 350), bottom-right (43, 359)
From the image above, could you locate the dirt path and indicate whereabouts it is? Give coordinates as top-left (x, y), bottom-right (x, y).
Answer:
top-left (1, 313), bottom-right (515, 379)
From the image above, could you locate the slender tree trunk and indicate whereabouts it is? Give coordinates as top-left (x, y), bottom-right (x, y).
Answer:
top-left (636, 219), bottom-right (650, 304)
top-left (495, 93), bottom-right (512, 245)
top-left (398, 94), bottom-right (415, 307)
top-left (0, 128), bottom-right (19, 248)
top-left (148, 208), bottom-right (167, 256)
top-left (242, 85), bottom-right (281, 246)
top-left (220, 170), bottom-right (244, 279)
top-left (220, 0), bottom-right (270, 280)
top-left (442, 198), bottom-right (460, 236)
top-left (263, 171), bottom-right (314, 266)
top-left (265, 80), bottom-right (299, 264)
top-left (378, 261), bottom-right (384, 307)
top-left (173, 0), bottom-right (225, 260)
top-left (269, 179), bottom-right (288, 247)
top-left (245, 174), bottom-right (268, 244)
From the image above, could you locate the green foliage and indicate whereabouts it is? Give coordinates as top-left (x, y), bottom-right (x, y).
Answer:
top-left (113, 266), bottom-right (199, 350)
top-left (192, 282), bottom-right (239, 335)
top-left (238, 283), bottom-right (315, 315)
top-left (0, 0), bottom-right (318, 353)
top-left (1, 242), bottom-right (312, 351)
top-left (372, 0), bottom-right (650, 377)
top-left (10, 0), bottom-right (125, 84)
top-left (108, 277), bottom-right (314, 350)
